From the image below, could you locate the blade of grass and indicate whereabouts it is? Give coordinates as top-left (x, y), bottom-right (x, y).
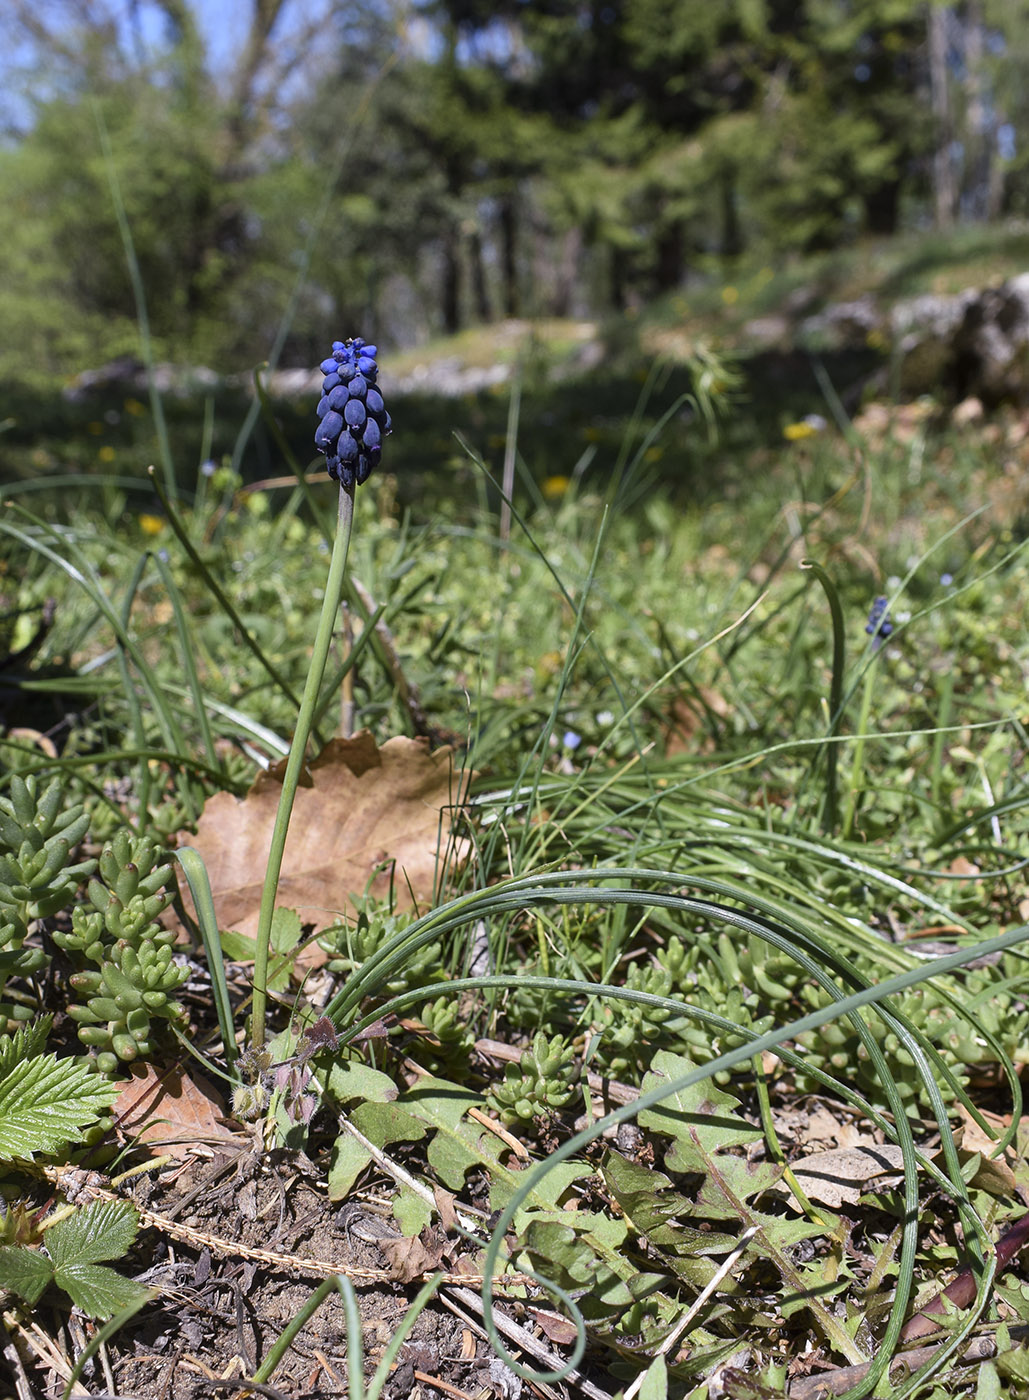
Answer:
top-left (176, 845), bottom-right (239, 1076)
top-left (91, 100), bottom-right (175, 500)
top-left (146, 466), bottom-right (311, 724)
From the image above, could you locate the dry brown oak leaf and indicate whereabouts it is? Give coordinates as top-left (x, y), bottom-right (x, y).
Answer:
top-left (111, 1063), bottom-right (238, 1161)
top-left (185, 732), bottom-right (471, 941)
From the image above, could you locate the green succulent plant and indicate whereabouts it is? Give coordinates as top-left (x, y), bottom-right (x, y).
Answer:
top-left (319, 903), bottom-right (446, 998)
top-left (487, 1030), bottom-right (577, 1124)
top-left (52, 831), bottom-right (187, 1074)
top-left (0, 777), bottom-right (95, 1029)
top-left (416, 995), bottom-right (477, 1068)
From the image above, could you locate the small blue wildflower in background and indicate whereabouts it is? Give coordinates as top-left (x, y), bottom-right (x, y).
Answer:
top-left (563, 730), bottom-right (582, 751)
top-left (865, 596), bottom-right (894, 649)
top-left (314, 338), bottom-right (392, 489)
top-left (940, 572), bottom-right (954, 587)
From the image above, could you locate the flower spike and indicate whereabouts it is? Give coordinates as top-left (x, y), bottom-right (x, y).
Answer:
top-left (314, 337), bottom-right (392, 489)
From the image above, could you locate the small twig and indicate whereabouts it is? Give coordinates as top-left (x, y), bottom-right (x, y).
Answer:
top-left (622, 1226), bottom-right (759, 1400)
top-left (0, 1313), bottom-right (39, 1400)
top-left (788, 1334), bottom-right (1001, 1399)
top-left (412, 1369), bottom-right (478, 1400)
top-left (902, 1208), bottom-right (1029, 1341)
top-left (335, 1110), bottom-right (486, 1235)
top-left (38, 1164), bottom-right (529, 1292)
top-left (440, 1286), bottom-right (615, 1400)
top-left (403, 1052), bottom-right (530, 1158)
top-left (349, 576), bottom-right (434, 738)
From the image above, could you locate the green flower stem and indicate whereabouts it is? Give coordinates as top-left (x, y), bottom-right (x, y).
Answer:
top-left (841, 660), bottom-right (877, 841)
top-left (801, 559), bottom-right (846, 835)
top-left (250, 485), bottom-right (355, 1049)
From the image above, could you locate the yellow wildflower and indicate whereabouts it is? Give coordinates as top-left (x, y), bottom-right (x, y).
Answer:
top-left (138, 514), bottom-right (165, 536)
top-left (542, 475), bottom-right (571, 500)
top-left (783, 416), bottom-right (827, 442)
top-left (783, 421), bottom-right (817, 441)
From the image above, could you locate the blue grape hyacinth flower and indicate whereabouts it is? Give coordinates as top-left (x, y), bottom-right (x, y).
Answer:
top-left (865, 595), bottom-right (894, 648)
top-left (314, 337), bottom-right (392, 489)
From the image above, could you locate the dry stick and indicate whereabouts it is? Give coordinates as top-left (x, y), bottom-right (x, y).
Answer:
top-left (336, 1110), bottom-right (488, 1235)
top-left (411, 1369), bottom-right (478, 1400)
top-left (349, 576), bottom-right (433, 737)
top-left (39, 1165), bottom-right (529, 1292)
top-left (788, 1335), bottom-right (1000, 1400)
top-left (0, 1314), bottom-right (40, 1400)
top-left (902, 1207), bottom-right (1029, 1341)
top-left (622, 1227), bottom-right (759, 1400)
top-left (440, 1286), bottom-right (615, 1400)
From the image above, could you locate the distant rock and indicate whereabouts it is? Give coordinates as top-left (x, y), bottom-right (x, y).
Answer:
top-left (799, 296), bottom-right (883, 346)
top-left (953, 272), bottom-right (1029, 403)
top-left (890, 276), bottom-right (1029, 402)
top-left (62, 355), bottom-right (144, 400)
top-left (63, 358), bottom-right (220, 401)
top-left (741, 314), bottom-right (792, 347)
top-left (889, 289), bottom-right (977, 396)
top-left (389, 356), bottom-right (511, 397)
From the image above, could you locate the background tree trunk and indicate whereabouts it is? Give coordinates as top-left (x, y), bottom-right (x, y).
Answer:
top-left (499, 195), bottom-right (519, 318)
top-left (928, 2), bottom-right (957, 228)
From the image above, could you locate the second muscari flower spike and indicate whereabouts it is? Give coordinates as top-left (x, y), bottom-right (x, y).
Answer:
top-left (865, 595), bottom-right (893, 645)
top-left (313, 337), bottom-right (392, 489)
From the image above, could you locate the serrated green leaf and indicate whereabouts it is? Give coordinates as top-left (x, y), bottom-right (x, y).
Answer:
top-left (402, 1077), bottom-right (590, 1215)
top-left (518, 1203), bottom-right (666, 1306)
top-left (603, 1149), bottom-right (739, 1283)
top-left (520, 1217), bottom-right (628, 1295)
top-left (637, 1051), bottom-right (865, 1365)
top-left (0, 1053), bottom-right (119, 1157)
top-left (518, 1210), bottom-right (671, 1326)
top-left (44, 1200), bottom-right (139, 1269)
top-left (603, 1151), bottom-right (724, 1251)
top-left (638, 1051), bottom-right (761, 1174)
top-left (54, 1261), bottom-right (151, 1319)
top-left (0, 1244), bottom-right (54, 1305)
top-left (328, 1073), bottom-right (593, 1259)
top-left (0, 1019), bottom-right (53, 1078)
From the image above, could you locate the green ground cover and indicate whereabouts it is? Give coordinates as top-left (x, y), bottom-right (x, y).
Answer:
top-left (1, 303), bottom-right (1028, 1399)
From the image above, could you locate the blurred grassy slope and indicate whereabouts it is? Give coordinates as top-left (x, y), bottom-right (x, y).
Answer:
top-left (3, 223), bottom-right (1028, 513)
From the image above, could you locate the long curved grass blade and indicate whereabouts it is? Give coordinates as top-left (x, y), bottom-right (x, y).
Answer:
top-left (151, 550), bottom-right (219, 770)
top-left (146, 466), bottom-right (310, 722)
top-left (91, 100), bottom-right (175, 500)
top-left (176, 845), bottom-right (238, 1075)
